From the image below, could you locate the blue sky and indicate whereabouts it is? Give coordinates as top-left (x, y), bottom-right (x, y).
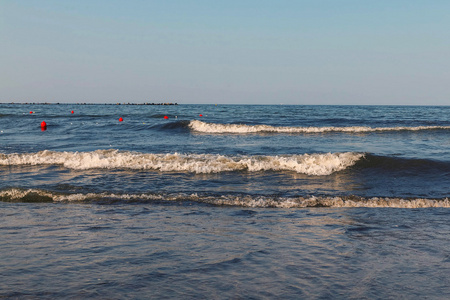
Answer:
top-left (1, 0), bottom-right (449, 105)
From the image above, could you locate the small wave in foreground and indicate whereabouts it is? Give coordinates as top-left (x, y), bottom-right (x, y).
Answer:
top-left (1, 188), bottom-right (448, 208)
top-left (189, 120), bottom-right (450, 134)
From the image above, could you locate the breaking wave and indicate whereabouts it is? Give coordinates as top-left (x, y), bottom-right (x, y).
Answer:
top-left (0, 150), bottom-right (363, 176)
top-left (189, 120), bottom-right (450, 134)
top-left (1, 188), bottom-right (448, 208)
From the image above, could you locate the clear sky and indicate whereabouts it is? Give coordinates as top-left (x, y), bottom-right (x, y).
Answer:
top-left (1, 0), bottom-right (449, 105)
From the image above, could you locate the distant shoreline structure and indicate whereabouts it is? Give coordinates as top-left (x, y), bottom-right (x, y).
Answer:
top-left (6, 102), bottom-right (178, 105)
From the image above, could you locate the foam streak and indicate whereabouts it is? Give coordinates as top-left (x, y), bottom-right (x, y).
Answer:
top-left (189, 120), bottom-right (450, 134)
top-left (1, 188), bottom-right (449, 208)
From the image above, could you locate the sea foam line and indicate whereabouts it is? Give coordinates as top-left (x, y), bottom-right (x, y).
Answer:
top-left (189, 120), bottom-right (450, 134)
top-left (0, 150), bottom-right (364, 175)
top-left (1, 188), bottom-right (449, 208)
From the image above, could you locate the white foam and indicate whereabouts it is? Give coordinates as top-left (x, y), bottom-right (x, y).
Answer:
top-left (0, 188), bottom-right (53, 201)
top-left (1, 188), bottom-right (448, 208)
top-left (189, 120), bottom-right (450, 134)
top-left (0, 150), bottom-right (364, 175)
top-left (204, 195), bottom-right (450, 208)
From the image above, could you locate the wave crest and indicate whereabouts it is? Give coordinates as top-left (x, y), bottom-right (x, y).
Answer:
top-left (0, 150), bottom-right (363, 175)
top-left (1, 188), bottom-right (448, 208)
top-left (189, 120), bottom-right (450, 134)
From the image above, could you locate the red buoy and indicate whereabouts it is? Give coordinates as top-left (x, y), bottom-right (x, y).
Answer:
top-left (119, 117), bottom-right (123, 122)
top-left (71, 110), bottom-right (74, 114)
top-left (199, 114), bottom-right (203, 117)
top-left (41, 121), bottom-right (47, 131)
top-left (164, 116), bottom-right (169, 119)
top-left (30, 111), bottom-right (33, 114)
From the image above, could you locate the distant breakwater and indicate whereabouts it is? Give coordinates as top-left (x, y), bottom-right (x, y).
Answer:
top-left (7, 102), bottom-right (178, 105)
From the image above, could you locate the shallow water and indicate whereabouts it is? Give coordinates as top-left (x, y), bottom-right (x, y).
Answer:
top-left (1, 202), bottom-right (449, 299)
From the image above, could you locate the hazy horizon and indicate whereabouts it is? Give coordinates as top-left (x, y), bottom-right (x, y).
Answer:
top-left (1, 1), bottom-right (449, 106)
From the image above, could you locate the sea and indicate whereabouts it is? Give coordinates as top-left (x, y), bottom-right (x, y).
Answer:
top-left (1, 103), bottom-right (449, 299)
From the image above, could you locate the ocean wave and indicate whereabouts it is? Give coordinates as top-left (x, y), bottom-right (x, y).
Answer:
top-left (0, 150), bottom-right (363, 175)
top-left (189, 120), bottom-right (450, 134)
top-left (1, 188), bottom-right (448, 208)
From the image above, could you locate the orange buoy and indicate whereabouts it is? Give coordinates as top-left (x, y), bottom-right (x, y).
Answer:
top-left (41, 121), bottom-right (47, 131)
top-left (119, 117), bottom-right (123, 122)
top-left (164, 116), bottom-right (169, 119)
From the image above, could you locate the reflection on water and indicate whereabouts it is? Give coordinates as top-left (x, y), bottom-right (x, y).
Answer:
top-left (1, 203), bottom-right (448, 299)
top-left (0, 164), bottom-right (364, 196)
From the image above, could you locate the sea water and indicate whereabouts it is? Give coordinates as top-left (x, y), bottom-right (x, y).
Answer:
top-left (0, 104), bottom-right (449, 298)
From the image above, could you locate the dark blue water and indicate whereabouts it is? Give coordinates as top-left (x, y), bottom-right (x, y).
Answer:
top-left (1, 104), bottom-right (449, 298)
